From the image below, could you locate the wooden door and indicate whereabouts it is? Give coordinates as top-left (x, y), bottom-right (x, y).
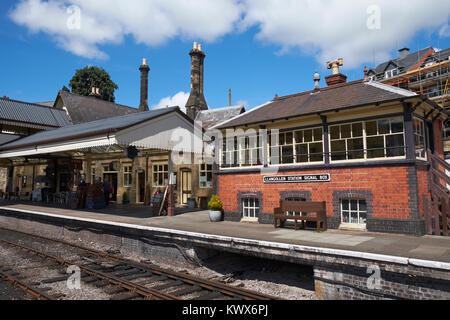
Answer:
top-left (181, 171), bottom-right (192, 204)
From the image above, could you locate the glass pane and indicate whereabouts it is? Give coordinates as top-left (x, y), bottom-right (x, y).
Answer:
top-left (378, 119), bottom-right (389, 134)
top-left (244, 208), bottom-right (249, 217)
top-left (350, 200), bottom-right (358, 211)
top-left (351, 212), bottom-right (358, 224)
top-left (285, 132), bottom-right (293, 145)
top-left (255, 199), bottom-right (259, 208)
top-left (304, 130), bottom-right (313, 142)
top-left (342, 211), bottom-right (350, 223)
top-left (390, 118), bottom-right (404, 133)
top-left (342, 200), bottom-right (349, 210)
top-left (359, 200), bottom-right (367, 212)
top-left (282, 146), bottom-right (294, 164)
top-left (347, 138), bottom-right (364, 159)
top-left (313, 128), bottom-right (323, 141)
top-left (330, 126), bottom-right (340, 140)
top-left (296, 144), bottom-right (308, 163)
top-left (295, 131), bottom-right (303, 143)
top-left (341, 124), bottom-right (351, 139)
top-left (331, 140), bottom-right (346, 161)
top-left (367, 136), bottom-right (385, 158)
top-left (386, 134), bottom-right (405, 157)
top-left (359, 212), bottom-right (367, 224)
top-left (309, 143), bottom-right (323, 162)
top-left (366, 121), bottom-right (377, 136)
top-left (352, 123), bottom-right (363, 137)
top-left (279, 133), bottom-right (285, 145)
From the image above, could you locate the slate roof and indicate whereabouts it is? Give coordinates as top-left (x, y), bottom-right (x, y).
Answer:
top-left (216, 80), bottom-right (418, 129)
top-left (0, 97), bottom-right (71, 129)
top-left (0, 107), bottom-right (180, 151)
top-left (195, 105), bottom-right (245, 129)
top-left (425, 48), bottom-right (450, 64)
top-left (369, 47), bottom-right (433, 76)
top-left (57, 90), bottom-right (138, 124)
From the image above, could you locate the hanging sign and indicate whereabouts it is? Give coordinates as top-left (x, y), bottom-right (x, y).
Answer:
top-left (263, 174), bottom-right (330, 184)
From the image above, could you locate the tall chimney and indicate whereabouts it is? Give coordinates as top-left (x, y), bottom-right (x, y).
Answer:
top-left (229, 88), bottom-right (232, 106)
top-left (139, 58), bottom-right (150, 112)
top-left (186, 42), bottom-right (208, 120)
top-left (313, 72), bottom-right (321, 90)
top-left (325, 58), bottom-right (347, 86)
top-left (398, 48), bottom-right (410, 60)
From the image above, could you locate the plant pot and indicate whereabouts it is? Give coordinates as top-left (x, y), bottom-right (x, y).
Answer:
top-left (209, 210), bottom-right (223, 222)
top-left (122, 200), bottom-right (130, 205)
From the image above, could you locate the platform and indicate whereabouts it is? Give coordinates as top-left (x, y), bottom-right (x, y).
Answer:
top-left (0, 202), bottom-right (449, 267)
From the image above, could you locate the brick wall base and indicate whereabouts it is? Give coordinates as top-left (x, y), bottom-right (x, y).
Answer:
top-left (366, 218), bottom-right (426, 236)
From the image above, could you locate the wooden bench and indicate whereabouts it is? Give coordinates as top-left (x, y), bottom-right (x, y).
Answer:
top-left (274, 200), bottom-right (327, 232)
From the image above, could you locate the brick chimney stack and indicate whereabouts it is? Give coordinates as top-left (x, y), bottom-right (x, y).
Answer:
top-left (139, 58), bottom-right (150, 112)
top-left (186, 42), bottom-right (208, 120)
top-left (325, 58), bottom-right (347, 86)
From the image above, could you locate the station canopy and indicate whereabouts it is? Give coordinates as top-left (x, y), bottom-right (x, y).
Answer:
top-left (0, 107), bottom-right (206, 159)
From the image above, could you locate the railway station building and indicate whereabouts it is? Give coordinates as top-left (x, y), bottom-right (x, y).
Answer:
top-left (0, 43), bottom-right (243, 210)
top-left (213, 60), bottom-right (449, 236)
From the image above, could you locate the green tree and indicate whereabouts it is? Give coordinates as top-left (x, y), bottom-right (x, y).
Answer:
top-left (61, 85), bottom-right (70, 92)
top-left (69, 66), bottom-right (118, 102)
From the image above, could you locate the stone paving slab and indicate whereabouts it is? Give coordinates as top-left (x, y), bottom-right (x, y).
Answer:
top-left (1, 203), bottom-right (450, 263)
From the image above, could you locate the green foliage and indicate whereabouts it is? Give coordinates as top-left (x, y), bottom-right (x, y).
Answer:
top-left (61, 85), bottom-right (70, 92)
top-left (122, 192), bottom-right (128, 202)
top-left (208, 195), bottom-right (223, 211)
top-left (69, 66), bottom-right (118, 102)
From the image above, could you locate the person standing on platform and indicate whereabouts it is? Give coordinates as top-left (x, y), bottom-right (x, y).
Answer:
top-left (103, 177), bottom-right (111, 207)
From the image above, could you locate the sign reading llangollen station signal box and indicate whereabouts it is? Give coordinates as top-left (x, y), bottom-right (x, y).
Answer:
top-left (263, 174), bottom-right (331, 184)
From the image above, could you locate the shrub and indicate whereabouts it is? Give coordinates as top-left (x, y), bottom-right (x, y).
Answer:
top-left (122, 192), bottom-right (128, 202)
top-left (208, 195), bottom-right (223, 211)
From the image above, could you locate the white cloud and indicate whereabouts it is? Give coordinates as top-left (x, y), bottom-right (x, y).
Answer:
top-left (440, 24), bottom-right (450, 38)
top-left (235, 100), bottom-right (249, 108)
top-left (241, 0), bottom-right (450, 68)
top-left (151, 91), bottom-right (189, 113)
top-left (9, 0), bottom-right (450, 68)
top-left (9, 0), bottom-right (243, 59)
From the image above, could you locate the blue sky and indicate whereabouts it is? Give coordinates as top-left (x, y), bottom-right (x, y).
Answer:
top-left (1, 0), bottom-right (449, 111)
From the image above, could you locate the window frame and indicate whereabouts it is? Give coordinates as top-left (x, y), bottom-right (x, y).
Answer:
top-left (123, 163), bottom-right (133, 187)
top-left (413, 117), bottom-right (426, 160)
top-left (340, 199), bottom-right (368, 226)
top-left (152, 162), bottom-right (169, 187)
top-left (329, 117), bottom-right (406, 163)
top-left (242, 197), bottom-right (260, 221)
top-left (199, 163), bottom-right (213, 188)
top-left (269, 127), bottom-right (324, 166)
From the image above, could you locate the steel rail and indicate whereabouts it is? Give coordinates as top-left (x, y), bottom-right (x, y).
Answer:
top-left (0, 270), bottom-right (54, 300)
top-left (0, 236), bottom-right (180, 300)
top-left (0, 227), bottom-right (280, 300)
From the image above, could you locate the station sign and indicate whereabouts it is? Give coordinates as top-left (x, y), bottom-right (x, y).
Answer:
top-left (263, 174), bottom-right (330, 184)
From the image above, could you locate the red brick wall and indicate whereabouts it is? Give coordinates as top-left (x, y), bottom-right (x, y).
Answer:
top-left (416, 165), bottom-right (430, 219)
top-left (218, 166), bottom-right (414, 220)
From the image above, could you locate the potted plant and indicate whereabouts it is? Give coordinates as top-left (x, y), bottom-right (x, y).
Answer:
top-left (208, 195), bottom-right (223, 222)
top-left (122, 192), bottom-right (129, 205)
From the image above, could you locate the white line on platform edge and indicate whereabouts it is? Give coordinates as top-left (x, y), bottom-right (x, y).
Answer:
top-left (2, 207), bottom-right (450, 271)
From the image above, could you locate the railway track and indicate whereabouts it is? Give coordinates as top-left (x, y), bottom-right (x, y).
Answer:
top-left (0, 227), bottom-right (280, 301)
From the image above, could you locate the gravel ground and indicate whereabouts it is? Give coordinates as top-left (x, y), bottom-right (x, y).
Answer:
top-left (0, 243), bottom-right (110, 300)
top-left (0, 278), bottom-right (34, 300)
top-left (0, 229), bottom-right (317, 300)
